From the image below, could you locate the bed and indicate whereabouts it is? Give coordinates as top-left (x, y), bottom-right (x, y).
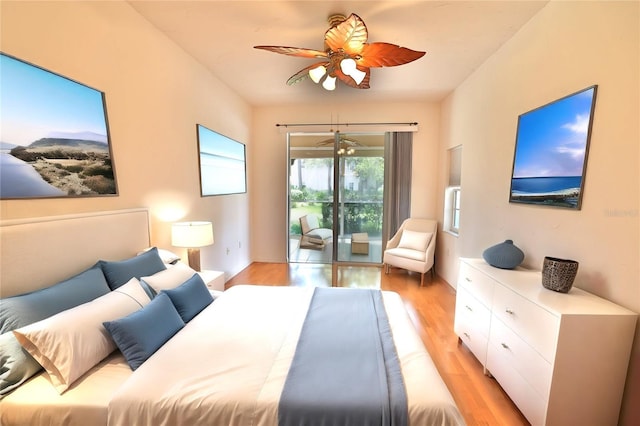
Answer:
top-left (0, 209), bottom-right (465, 426)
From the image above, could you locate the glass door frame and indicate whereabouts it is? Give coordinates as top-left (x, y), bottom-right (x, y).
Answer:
top-left (287, 131), bottom-right (385, 266)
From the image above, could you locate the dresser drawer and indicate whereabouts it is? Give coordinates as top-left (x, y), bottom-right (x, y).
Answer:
top-left (492, 283), bottom-right (560, 361)
top-left (486, 338), bottom-right (547, 426)
top-left (488, 315), bottom-right (552, 400)
top-left (455, 287), bottom-right (491, 337)
top-left (454, 309), bottom-right (488, 365)
top-left (458, 261), bottom-right (494, 308)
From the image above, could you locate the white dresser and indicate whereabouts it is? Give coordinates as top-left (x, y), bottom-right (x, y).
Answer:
top-left (454, 258), bottom-right (637, 426)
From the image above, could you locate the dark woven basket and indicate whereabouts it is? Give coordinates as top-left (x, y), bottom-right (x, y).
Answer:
top-left (542, 257), bottom-right (579, 293)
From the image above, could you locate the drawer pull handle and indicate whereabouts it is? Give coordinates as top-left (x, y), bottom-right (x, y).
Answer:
top-left (465, 305), bottom-right (473, 312)
top-left (463, 332), bottom-right (471, 339)
top-left (505, 308), bottom-right (514, 315)
top-left (501, 343), bottom-right (510, 350)
top-left (465, 277), bottom-right (472, 282)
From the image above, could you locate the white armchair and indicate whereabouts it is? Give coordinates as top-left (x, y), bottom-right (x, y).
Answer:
top-left (299, 214), bottom-right (332, 249)
top-left (383, 218), bottom-right (437, 285)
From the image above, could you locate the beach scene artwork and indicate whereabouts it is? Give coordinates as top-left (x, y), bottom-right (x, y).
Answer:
top-left (509, 86), bottom-right (597, 209)
top-left (197, 124), bottom-right (246, 196)
top-left (0, 53), bottom-right (117, 199)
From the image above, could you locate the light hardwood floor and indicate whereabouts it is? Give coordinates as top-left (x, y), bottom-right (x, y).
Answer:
top-left (226, 262), bottom-right (530, 426)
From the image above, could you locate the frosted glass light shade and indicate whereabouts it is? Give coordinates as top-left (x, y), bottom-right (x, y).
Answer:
top-left (340, 58), bottom-right (366, 85)
top-left (350, 68), bottom-right (366, 85)
top-left (171, 221), bottom-right (214, 248)
top-left (340, 58), bottom-right (357, 74)
top-left (322, 75), bottom-right (336, 91)
top-left (309, 65), bottom-right (326, 83)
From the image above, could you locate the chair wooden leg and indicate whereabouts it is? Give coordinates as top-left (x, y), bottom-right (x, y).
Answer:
top-left (384, 264), bottom-right (390, 274)
top-left (420, 272), bottom-right (424, 286)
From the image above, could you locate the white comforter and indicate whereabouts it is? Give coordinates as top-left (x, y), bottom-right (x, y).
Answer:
top-left (108, 285), bottom-right (464, 426)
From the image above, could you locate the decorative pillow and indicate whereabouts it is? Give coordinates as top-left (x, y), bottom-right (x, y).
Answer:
top-left (0, 263), bottom-right (110, 334)
top-left (13, 278), bottom-right (150, 394)
top-left (398, 230), bottom-right (433, 252)
top-left (99, 247), bottom-right (166, 290)
top-left (103, 293), bottom-right (185, 371)
top-left (162, 274), bottom-right (213, 323)
top-left (0, 332), bottom-right (42, 396)
top-left (140, 262), bottom-right (197, 295)
top-left (138, 247), bottom-right (181, 265)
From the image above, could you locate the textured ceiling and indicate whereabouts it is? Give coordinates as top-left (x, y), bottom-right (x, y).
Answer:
top-left (128, 1), bottom-right (548, 106)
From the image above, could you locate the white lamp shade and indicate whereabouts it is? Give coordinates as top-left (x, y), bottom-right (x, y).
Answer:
top-left (340, 58), bottom-right (357, 74)
top-left (171, 221), bottom-right (214, 248)
top-left (322, 75), bottom-right (337, 91)
top-left (350, 68), bottom-right (366, 85)
top-left (340, 58), bottom-right (366, 85)
top-left (308, 65), bottom-right (326, 83)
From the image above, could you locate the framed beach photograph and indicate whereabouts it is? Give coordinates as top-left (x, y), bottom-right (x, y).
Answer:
top-left (196, 124), bottom-right (247, 196)
top-left (0, 53), bottom-right (117, 199)
top-left (509, 85), bottom-right (597, 210)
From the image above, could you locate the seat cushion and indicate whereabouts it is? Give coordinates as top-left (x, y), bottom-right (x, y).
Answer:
top-left (306, 228), bottom-right (332, 241)
top-left (385, 247), bottom-right (426, 262)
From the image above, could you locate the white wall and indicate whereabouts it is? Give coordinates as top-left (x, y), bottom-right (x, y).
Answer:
top-left (0, 1), bottom-right (253, 279)
top-left (250, 101), bottom-right (440, 262)
top-left (437, 2), bottom-right (639, 423)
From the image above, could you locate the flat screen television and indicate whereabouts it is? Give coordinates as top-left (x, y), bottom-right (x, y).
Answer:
top-left (509, 85), bottom-right (597, 210)
top-left (0, 52), bottom-right (117, 199)
top-left (196, 124), bottom-right (247, 196)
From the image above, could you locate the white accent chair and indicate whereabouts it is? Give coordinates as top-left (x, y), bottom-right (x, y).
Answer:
top-left (299, 214), bottom-right (332, 249)
top-left (383, 218), bottom-right (437, 286)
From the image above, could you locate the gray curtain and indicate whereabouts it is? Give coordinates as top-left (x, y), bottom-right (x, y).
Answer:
top-left (383, 132), bottom-right (412, 244)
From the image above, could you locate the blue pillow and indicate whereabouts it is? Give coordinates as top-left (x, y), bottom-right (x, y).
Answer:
top-left (103, 293), bottom-right (184, 370)
top-left (0, 263), bottom-right (110, 334)
top-left (0, 263), bottom-right (110, 395)
top-left (0, 332), bottom-right (42, 396)
top-left (99, 247), bottom-right (166, 290)
top-left (163, 274), bottom-right (213, 323)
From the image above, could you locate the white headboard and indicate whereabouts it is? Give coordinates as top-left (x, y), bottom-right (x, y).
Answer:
top-left (0, 209), bottom-right (151, 298)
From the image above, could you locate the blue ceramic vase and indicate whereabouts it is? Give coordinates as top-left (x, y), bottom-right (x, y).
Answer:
top-left (482, 239), bottom-right (524, 269)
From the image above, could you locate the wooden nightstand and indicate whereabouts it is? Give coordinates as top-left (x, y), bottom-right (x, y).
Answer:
top-left (197, 270), bottom-right (225, 291)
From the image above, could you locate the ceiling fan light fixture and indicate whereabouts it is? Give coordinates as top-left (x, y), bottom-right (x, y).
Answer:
top-left (309, 65), bottom-right (327, 83)
top-left (322, 75), bottom-right (337, 91)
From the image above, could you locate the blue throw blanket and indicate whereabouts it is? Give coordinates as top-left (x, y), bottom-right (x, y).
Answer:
top-left (278, 287), bottom-right (408, 426)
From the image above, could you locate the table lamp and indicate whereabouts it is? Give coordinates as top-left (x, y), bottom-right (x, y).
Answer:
top-left (171, 221), bottom-right (214, 271)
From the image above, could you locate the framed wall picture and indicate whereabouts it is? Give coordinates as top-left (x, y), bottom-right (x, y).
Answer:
top-left (509, 85), bottom-right (597, 210)
top-left (0, 53), bottom-right (117, 199)
top-left (196, 124), bottom-right (247, 196)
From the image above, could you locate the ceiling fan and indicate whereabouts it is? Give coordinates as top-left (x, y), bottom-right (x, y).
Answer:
top-left (316, 135), bottom-right (362, 155)
top-left (254, 13), bottom-right (425, 90)
top-left (316, 136), bottom-right (362, 147)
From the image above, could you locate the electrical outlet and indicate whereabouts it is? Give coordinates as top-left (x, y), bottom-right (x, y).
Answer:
top-left (238, 241), bottom-right (241, 249)
top-left (226, 248), bottom-right (230, 255)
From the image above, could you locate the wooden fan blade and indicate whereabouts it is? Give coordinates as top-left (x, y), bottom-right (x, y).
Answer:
top-left (359, 42), bottom-right (425, 67)
top-left (286, 61), bottom-right (331, 86)
top-left (334, 67), bottom-right (370, 89)
top-left (254, 45), bottom-right (328, 59)
top-left (324, 13), bottom-right (368, 55)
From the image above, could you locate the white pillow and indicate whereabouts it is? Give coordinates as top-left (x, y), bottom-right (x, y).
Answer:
top-left (397, 230), bottom-right (432, 252)
top-left (138, 247), bottom-right (181, 265)
top-left (13, 278), bottom-right (150, 394)
top-left (140, 262), bottom-right (197, 293)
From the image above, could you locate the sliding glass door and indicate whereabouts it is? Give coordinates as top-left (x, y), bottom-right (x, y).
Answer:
top-left (288, 132), bottom-right (385, 265)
